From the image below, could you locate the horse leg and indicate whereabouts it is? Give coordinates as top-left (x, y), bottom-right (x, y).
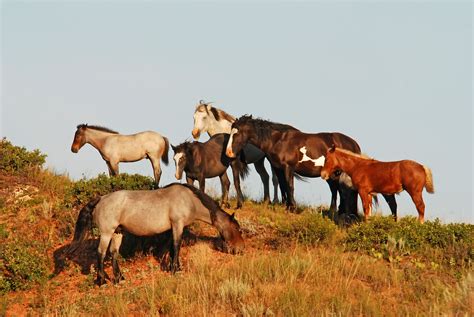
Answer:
top-left (270, 165), bottom-right (280, 204)
top-left (326, 179), bottom-right (339, 213)
top-left (96, 233), bottom-right (112, 285)
top-left (149, 157), bottom-right (162, 187)
top-left (219, 172), bottom-right (231, 208)
top-left (170, 222), bottom-right (184, 274)
top-left (253, 157), bottom-right (270, 204)
top-left (283, 166), bottom-right (296, 211)
top-left (382, 194), bottom-right (398, 222)
top-left (359, 191), bottom-right (372, 222)
top-left (107, 161), bottom-right (119, 176)
top-left (110, 232), bottom-right (124, 283)
top-left (198, 178), bottom-right (206, 193)
top-left (186, 176), bottom-right (194, 186)
top-left (230, 164), bottom-right (244, 209)
top-left (407, 190), bottom-right (425, 224)
top-left (275, 167), bottom-right (288, 205)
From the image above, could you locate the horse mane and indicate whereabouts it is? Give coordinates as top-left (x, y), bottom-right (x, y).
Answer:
top-left (335, 148), bottom-right (373, 160)
top-left (196, 102), bottom-right (236, 123)
top-left (233, 115), bottom-right (299, 140)
top-left (77, 124), bottom-right (119, 134)
top-left (162, 183), bottom-right (225, 223)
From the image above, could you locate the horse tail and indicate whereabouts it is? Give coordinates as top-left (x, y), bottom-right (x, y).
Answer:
top-left (237, 152), bottom-right (250, 179)
top-left (66, 197), bottom-right (101, 257)
top-left (161, 137), bottom-right (170, 166)
top-left (423, 166), bottom-right (435, 193)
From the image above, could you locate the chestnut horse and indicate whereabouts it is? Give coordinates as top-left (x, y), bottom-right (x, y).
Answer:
top-left (71, 124), bottom-right (169, 186)
top-left (321, 145), bottom-right (434, 223)
top-left (225, 115), bottom-right (361, 212)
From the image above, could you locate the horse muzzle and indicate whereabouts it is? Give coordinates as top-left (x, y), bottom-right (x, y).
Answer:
top-left (191, 129), bottom-right (200, 140)
top-left (226, 148), bottom-right (236, 158)
top-left (71, 146), bottom-right (79, 153)
top-left (320, 170), bottom-right (329, 180)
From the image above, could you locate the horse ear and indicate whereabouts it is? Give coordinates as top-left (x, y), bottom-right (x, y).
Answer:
top-left (206, 104), bottom-right (212, 111)
top-left (230, 212), bottom-right (235, 220)
top-left (171, 144), bottom-right (176, 151)
top-left (329, 144), bottom-right (336, 152)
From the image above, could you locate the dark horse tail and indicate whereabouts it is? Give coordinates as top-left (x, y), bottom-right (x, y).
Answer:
top-left (161, 137), bottom-right (170, 166)
top-left (66, 197), bottom-right (101, 257)
top-left (237, 152), bottom-right (250, 179)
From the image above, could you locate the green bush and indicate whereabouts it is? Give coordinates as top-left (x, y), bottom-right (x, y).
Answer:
top-left (0, 239), bottom-right (50, 293)
top-left (0, 138), bottom-right (46, 174)
top-left (64, 173), bottom-right (157, 207)
top-left (277, 213), bottom-right (338, 245)
top-left (344, 216), bottom-right (474, 267)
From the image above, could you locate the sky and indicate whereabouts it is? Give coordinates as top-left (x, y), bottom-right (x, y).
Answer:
top-left (1, 1), bottom-right (472, 223)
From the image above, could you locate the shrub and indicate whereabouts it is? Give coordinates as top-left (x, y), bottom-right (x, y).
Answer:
top-left (0, 138), bottom-right (46, 174)
top-left (344, 216), bottom-right (474, 267)
top-left (0, 239), bottom-right (50, 293)
top-left (276, 213), bottom-right (338, 245)
top-left (64, 173), bottom-right (156, 207)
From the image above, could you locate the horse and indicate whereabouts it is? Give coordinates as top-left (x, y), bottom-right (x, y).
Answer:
top-left (192, 101), bottom-right (281, 204)
top-left (71, 124), bottom-right (169, 186)
top-left (321, 145), bottom-right (434, 223)
top-left (172, 133), bottom-right (250, 209)
top-left (225, 115), bottom-right (361, 212)
top-left (67, 183), bottom-right (244, 285)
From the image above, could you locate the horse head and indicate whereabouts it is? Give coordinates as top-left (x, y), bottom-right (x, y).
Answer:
top-left (192, 101), bottom-right (214, 139)
top-left (225, 115), bottom-right (254, 158)
top-left (321, 144), bottom-right (339, 180)
top-left (216, 211), bottom-right (245, 254)
top-left (71, 124), bottom-right (88, 153)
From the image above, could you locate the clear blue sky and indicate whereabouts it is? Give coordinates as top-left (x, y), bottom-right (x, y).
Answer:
top-left (1, 1), bottom-right (472, 223)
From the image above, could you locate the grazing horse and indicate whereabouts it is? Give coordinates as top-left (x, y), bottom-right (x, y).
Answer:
top-left (321, 145), bottom-right (434, 223)
top-left (172, 134), bottom-right (249, 209)
top-left (192, 101), bottom-right (280, 203)
top-left (67, 183), bottom-right (244, 285)
top-left (71, 124), bottom-right (169, 186)
top-left (225, 115), bottom-right (361, 212)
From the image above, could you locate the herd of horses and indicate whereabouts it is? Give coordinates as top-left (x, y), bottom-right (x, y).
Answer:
top-left (68, 100), bottom-right (434, 285)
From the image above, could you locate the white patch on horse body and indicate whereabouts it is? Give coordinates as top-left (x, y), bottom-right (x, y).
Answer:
top-left (298, 146), bottom-right (325, 167)
top-left (173, 153), bottom-right (184, 164)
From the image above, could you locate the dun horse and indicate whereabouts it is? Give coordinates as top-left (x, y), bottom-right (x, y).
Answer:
top-left (172, 134), bottom-right (249, 209)
top-left (67, 183), bottom-right (244, 285)
top-left (321, 145), bottom-right (434, 223)
top-left (192, 101), bottom-right (280, 203)
top-left (225, 115), bottom-right (360, 212)
top-left (71, 124), bottom-right (169, 186)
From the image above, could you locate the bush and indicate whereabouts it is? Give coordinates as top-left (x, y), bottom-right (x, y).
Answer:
top-left (277, 213), bottom-right (338, 245)
top-left (0, 239), bottom-right (50, 293)
top-left (344, 216), bottom-right (474, 267)
top-left (64, 173), bottom-right (157, 207)
top-left (0, 138), bottom-right (46, 174)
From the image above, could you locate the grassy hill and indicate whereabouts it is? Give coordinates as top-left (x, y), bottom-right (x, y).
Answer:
top-left (1, 138), bottom-right (473, 316)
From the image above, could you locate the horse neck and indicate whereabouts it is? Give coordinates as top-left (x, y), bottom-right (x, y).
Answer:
top-left (84, 129), bottom-right (115, 150)
top-left (206, 117), bottom-right (233, 136)
top-left (248, 128), bottom-right (279, 154)
top-left (335, 151), bottom-right (363, 175)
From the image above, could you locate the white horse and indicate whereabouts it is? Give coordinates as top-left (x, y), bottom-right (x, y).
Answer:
top-left (71, 124), bottom-right (169, 186)
top-left (192, 101), bottom-right (280, 203)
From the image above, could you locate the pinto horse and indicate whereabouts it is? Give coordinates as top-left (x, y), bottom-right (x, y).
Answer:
top-left (192, 101), bottom-right (280, 203)
top-left (172, 134), bottom-right (249, 209)
top-left (225, 115), bottom-right (361, 212)
top-left (67, 183), bottom-right (244, 285)
top-left (71, 124), bottom-right (169, 186)
top-left (321, 145), bottom-right (434, 223)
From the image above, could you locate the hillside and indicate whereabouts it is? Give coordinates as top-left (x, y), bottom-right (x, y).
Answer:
top-left (0, 138), bottom-right (473, 316)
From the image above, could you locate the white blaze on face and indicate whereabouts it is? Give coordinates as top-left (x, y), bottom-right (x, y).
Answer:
top-left (298, 146), bottom-right (326, 167)
top-left (226, 128), bottom-right (238, 157)
top-left (173, 152), bottom-right (184, 179)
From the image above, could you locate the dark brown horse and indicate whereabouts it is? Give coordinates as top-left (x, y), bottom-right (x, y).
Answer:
top-left (172, 134), bottom-right (249, 209)
top-left (225, 115), bottom-right (361, 211)
top-left (321, 145), bottom-right (434, 223)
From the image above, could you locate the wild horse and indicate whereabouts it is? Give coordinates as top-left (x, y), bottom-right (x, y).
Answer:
top-left (321, 145), bottom-right (434, 223)
top-left (172, 133), bottom-right (249, 209)
top-left (225, 115), bottom-right (361, 212)
top-left (192, 101), bottom-right (280, 203)
top-left (71, 124), bottom-right (169, 186)
top-left (67, 183), bottom-right (244, 285)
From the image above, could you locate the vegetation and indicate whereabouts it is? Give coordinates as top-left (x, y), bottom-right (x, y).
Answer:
top-left (0, 138), bottom-right (473, 316)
